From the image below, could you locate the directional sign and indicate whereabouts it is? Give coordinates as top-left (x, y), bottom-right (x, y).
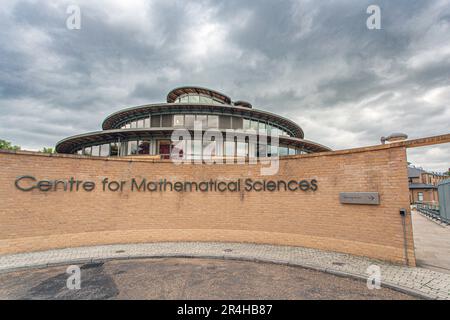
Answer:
top-left (339, 192), bottom-right (380, 205)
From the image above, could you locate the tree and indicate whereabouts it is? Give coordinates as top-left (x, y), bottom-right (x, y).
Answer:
top-left (41, 147), bottom-right (55, 154)
top-left (0, 139), bottom-right (21, 151)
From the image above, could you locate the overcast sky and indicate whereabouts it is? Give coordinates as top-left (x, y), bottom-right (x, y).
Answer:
top-left (0, 0), bottom-right (449, 172)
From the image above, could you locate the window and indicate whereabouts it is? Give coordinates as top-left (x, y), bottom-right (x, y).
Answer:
top-left (76, 149), bottom-right (82, 155)
top-left (125, 122), bottom-right (131, 129)
top-left (137, 119), bottom-right (144, 128)
top-left (127, 140), bottom-right (138, 155)
top-left (203, 139), bottom-right (216, 157)
top-left (271, 127), bottom-right (280, 136)
top-left (185, 115), bottom-right (195, 128)
top-left (189, 95), bottom-right (200, 103)
top-left (144, 117), bottom-right (150, 128)
top-left (219, 116), bottom-right (232, 129)
top-left (236, 142), bottom-right (247, 157)
top-left (161, 114), bottom-right (172, 127)
top-left (173, 115), bottom-right (184, 127)
top-left (418, 192), bottom-right (424, 202)
top-left (200, 96), bottom-right (212, 104)
top-left (119, 142), bottom-right (127, 156)
top-left (259, 122), bottom-right (266, 132)
top-left (279, 146), bottom-right (288, 156)
top-left (232, 117), bottom-right (243, 130)
top-left (196, 115), bottom-right (207, 128)
top-left (110, 142), bottom-right (119, 156)
top-left (207, 115), bottom-right (218, 128)
top-left (258, 144), bottom-right (267, 157)
top-left (83, 146), bottom-right (91, 156)
top-left (225, 141), bottom-right (235, 157)
top-left (100, 144), bottom-right (110, 157)
top-left (243, 119), bottom-right (250, 130)
top-left (250, 120), bottom-right (259, 130)
top-left (192, 140), bottom-right (202, 159)
top-left (269, 145), bottom-right (278, 157)
top-left (171, 139), bottom-right (185, 160)
top-left (138, 140), bottom-right (150, 155)
top-left (151, 115), bottom-right (161, 127)
top-left (91, 145), bottom-right (100, 156)
top-left (288, 147), bottom-right (296, 155)
top-left (216, 140), bottom-right (223, 157)
top-left (130, 121), bottom-right (137, 129)
top-left (249, 142), bottom-right (257, 158)
top-left (180, 96), bottom-right (189, 103)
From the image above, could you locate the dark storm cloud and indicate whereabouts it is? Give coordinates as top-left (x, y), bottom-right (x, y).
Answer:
top-left (0, 0), bottom-right (449, 171)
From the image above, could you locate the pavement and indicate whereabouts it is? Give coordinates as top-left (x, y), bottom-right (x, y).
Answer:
top-left (412, 210), bottom-right (450, 274)
top-left (0, 258), bottom-right (416, 300)
top-left (0, 241), bottom-right (449, 300)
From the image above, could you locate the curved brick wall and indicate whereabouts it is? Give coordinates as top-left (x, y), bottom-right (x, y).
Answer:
top-left (0, 146), bottom-right (416, 266)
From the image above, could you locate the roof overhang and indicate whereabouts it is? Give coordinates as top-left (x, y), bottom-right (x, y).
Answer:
top-left (102, 103), bottom-right (305, 138)
top-left (55, 128), bottom-right (331, 154)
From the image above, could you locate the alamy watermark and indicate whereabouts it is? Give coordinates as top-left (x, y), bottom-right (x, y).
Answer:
top-left (66, 265), bottom-right (81, 290)
top-left (66, 5), bottom-right (81, 30)
top-left (170, 121), bottom-right (280, 176)
top-left (366, 264), bottom-right (382, 290)
top-left (366, 5), bottom-right (381, 30)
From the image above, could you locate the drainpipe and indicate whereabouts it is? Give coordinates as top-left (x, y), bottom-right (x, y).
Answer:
top-left (400, 208), bottom-right (409, 266)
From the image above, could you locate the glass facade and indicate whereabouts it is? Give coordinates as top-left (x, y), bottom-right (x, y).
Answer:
top-left (73, 136), bottom-right (303, 158)
top-left (128, 140), bottom-right (138, 155)
top-left (119, 113), bottom-right (292, 137)
top-left (185, 115), bottom-right (195, 128)
top-left (174, 93), bottom-right (225, 105)
top-left (58, 87), bottom-right (330, 157)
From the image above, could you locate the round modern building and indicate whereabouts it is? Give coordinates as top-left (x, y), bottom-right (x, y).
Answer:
top-left (55, 86), bottom-right (331, 158)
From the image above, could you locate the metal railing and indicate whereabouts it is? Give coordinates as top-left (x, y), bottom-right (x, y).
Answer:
top-left (415, 203), bottom-right (449, 225)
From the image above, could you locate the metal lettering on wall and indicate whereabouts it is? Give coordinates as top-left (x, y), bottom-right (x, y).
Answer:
top-left (339, 192), bottom-right (380, 205)
top-left (14, 176), bottom-right (319, 194)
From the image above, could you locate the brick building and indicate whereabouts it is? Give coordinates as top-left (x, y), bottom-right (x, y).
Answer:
top-left (2, 83), bottom-right (450, 266)
top-left (408, 165), bottom-right (449, 205)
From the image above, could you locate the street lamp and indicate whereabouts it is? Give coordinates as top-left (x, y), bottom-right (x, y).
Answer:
top-left (380, 133), bottom-right (408, 144)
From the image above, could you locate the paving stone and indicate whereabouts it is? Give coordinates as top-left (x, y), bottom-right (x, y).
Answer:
top-left (0, 242), bottom-right (449, 299)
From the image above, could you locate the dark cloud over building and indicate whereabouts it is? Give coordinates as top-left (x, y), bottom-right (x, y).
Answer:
top-left (0, 0), bottom-right (449, 171)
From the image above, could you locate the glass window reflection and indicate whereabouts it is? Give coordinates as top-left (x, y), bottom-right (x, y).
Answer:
top-left (173, 115), bottom-right (184, 127)
top-left (127, 140), bottom-right (138, 155)
top-left (207, 115), bottom-right (218, 128)
top-left (100, 144), bottom-right (110, 157)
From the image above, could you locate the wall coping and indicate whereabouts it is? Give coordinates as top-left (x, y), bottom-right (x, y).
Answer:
top-left (1, 133), bottom-right (449, 164)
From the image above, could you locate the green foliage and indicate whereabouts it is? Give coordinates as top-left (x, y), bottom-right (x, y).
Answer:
top-left (0, 139), bottom-right (21, 151)
top-left (41, 147), bottom-right (55, 154)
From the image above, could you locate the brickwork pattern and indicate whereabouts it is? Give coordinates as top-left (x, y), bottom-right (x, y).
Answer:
top-left (0, 146), bottom-right (415, 265)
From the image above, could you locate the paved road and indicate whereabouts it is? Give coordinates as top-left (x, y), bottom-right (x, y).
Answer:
top-left (1, 242), bottom-right (449, 299)
top-left (0, 258), bottom-right (416, 300)
top-left (412, 211), bottom-right (450, 274)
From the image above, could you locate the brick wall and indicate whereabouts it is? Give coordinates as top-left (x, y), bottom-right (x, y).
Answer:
top-left (0, 146), bottom-right (416, 266)
top-left (410, 189), bottom-right (438, 204)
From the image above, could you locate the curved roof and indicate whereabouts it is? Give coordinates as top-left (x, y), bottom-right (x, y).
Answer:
top-left (102, 103), bottom-right (305, 138)
top-left (55, 128), bottom-right (331, 154)
top-left (167, 86), bottom-right (232, 104)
